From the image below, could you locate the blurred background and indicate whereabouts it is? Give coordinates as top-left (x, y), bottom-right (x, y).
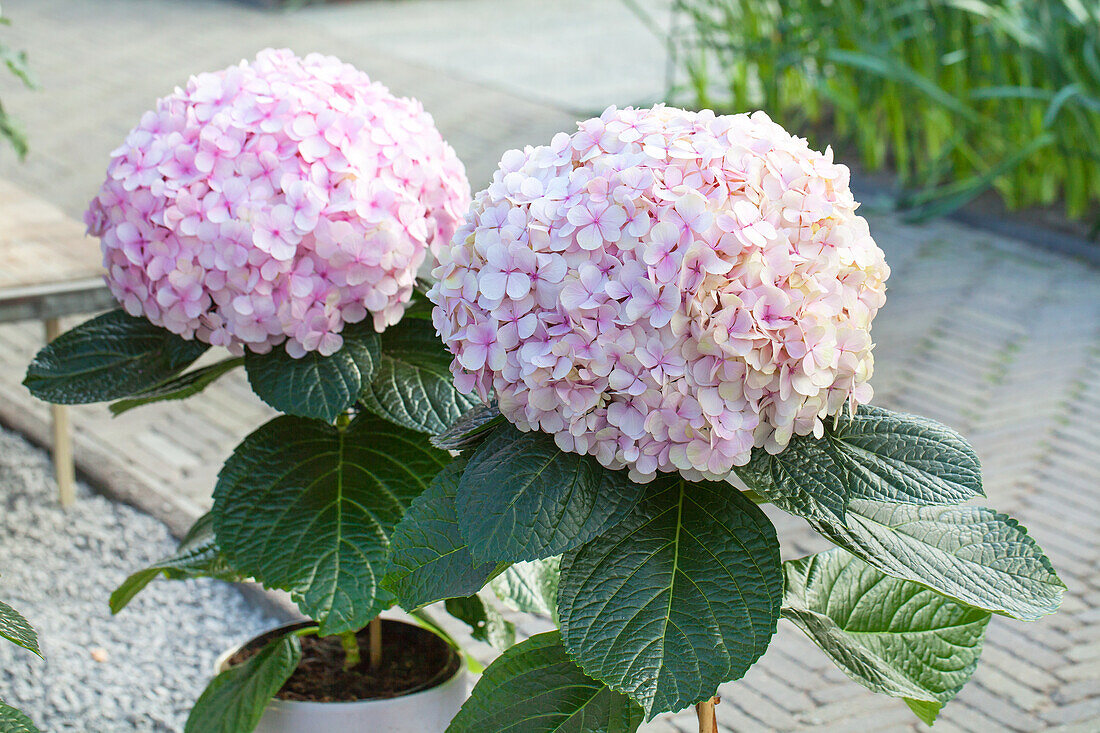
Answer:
top-left (0, 1), bottom-right (1097, 731)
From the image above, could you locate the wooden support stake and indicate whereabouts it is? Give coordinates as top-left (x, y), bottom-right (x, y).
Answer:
top-left (368, 616), bottom-right (383, 670)
top-left (696, 696), bottom-right (719, 733)
top-left (45, 318), bottom-right (76, 507)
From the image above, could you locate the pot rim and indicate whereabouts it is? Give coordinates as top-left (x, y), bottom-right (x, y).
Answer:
top-left (215, 618), bottom-right (467, 707)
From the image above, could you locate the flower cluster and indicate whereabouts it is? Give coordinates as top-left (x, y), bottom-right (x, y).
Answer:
top-left (86, 48), bottom-right (469, 356)
top-left (431, 106), bottom-right (889, 482)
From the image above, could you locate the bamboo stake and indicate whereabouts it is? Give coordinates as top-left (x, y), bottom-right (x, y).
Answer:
top-left (45, 318), bottom-right (76, 507)
top-left (696, 696), bottom-right (719, 733)
top-left (368, 616), bottom-right (383, 670)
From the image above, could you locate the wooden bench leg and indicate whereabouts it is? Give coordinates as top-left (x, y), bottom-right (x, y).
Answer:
top-left (45, 318), bottom-right (76, 507)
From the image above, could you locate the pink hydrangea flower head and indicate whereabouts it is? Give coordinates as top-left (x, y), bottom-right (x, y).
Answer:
top-left (430, 105), bottom-right (890, 483)
top-left (87, 48), bottom-right (470, 356)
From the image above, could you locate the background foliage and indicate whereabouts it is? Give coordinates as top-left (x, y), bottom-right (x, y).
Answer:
top-left (665, 0), bottom-right (1100, 224)
top-left (0, 4), bottom-right (34, 158)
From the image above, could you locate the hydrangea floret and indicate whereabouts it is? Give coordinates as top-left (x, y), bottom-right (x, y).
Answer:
top-left (430, 104), bottom-right (889, 482)
top-left (86, 48), bottom-right (469, 357)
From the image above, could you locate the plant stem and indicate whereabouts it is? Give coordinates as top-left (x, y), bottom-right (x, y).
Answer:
top-left (368, 616), bottom-right (383, 670)
top-left (696, 696), bottom-right (718, 733)
top-left (741, 489), bottom-right (768, 504)
top-left (339, 630), bottom-right (361, 672)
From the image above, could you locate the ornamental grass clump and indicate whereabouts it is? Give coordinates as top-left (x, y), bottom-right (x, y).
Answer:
top-left (664, 0), bottom-right (1100, 222)
top-left (385, 106), bottom-right (1066, 731)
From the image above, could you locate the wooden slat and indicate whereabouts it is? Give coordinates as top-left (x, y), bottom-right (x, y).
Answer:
top-left (0, 178), bottom-right (105, 287)
top-left (0, 178), bottom-right (110, 322)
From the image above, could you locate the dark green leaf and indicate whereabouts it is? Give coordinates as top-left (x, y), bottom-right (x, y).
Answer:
top-left (491, 556), bottom-right (561, 624)
top-left (110, 512), bottom-right (243, 614)
top-left (245, 322), bottom-right (380, 422)
top-left (430, 403), bottom-right (504, 450)
top-left (23, 309), bottom-right (208, 404)
top-left (809, 500), bottom-right (1065, 620)
top-left (444, 596), bottom-right (516, 650)
top-left (737, 410), bottom-right (1059, 619)
top-left (184, 633), bottom-right (300, 733)
top-left (558, 478), bottom-right (782, 718)
top-left (0, 601), bottom-right (39, 658)
top-left (359, 317), bottom-right (477, 434)
top-left (736, 405), bottom-right (983, 522)
top-left (213, 414), bottom-right (450, 635)
top-left (109, 357), bottom-right (243, 415)
top-left (458, 424), bottom-right (646, 562)
top-left (402, 291), bottom-right (435, 320)
top-left (383, 458), bottom-right (506, 609)
top-left (448, 631), bottom-right (644, 733)
top-left (0, 701), bottom-right (41, 733)
top-left (783, 548), bottom-right (989, 722)
top-left (739, 432), bottom-right (850, 521)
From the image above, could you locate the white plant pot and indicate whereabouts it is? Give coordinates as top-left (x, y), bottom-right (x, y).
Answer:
top-left (216, 620), bottom-right (469, 733)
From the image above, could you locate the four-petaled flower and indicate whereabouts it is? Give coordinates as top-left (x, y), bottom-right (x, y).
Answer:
top-left (566, 200), bottom-right (628, 250)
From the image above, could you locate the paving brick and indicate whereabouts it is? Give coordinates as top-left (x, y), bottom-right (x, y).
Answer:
top-left (964, 683), bottom-right (1047, 731)
top-left (809, 692), bottom-right (909, 724)
top-left (974, 666), bottom-right (1048, 710)
top-left (741, 667), bottom-right (816, 713)
top-left (1042, 696), bottom-right (1100, 726)
top-left (1066, 641), bottom-right (1100, 663)
top-left (1055, 659), bottom-right (1100, 684)
top-left (712, 704), bottom-right (771, 733)
top-left (808, 681), bottom-right (872, 706)
top-left (810, 703), bottom-right (916, 733)
top-left (712, 685), bottom-right (800, 729)
top-left (638, 717), bottom-right (684, 733)
top-left (1055, 679), bottom-right (1100, 707)
top-left (940, 701), bottom-right (1015, 733)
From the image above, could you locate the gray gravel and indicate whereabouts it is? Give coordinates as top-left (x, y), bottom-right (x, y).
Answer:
top-left (0, 427), bottom-right (280, 732)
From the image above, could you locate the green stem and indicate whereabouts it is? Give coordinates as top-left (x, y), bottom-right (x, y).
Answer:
top-left (410, 609), bottom-right (485, 673)
top-left (741, 489), bottom-right (768, 504)
top-left (292, 626), bottom-right (320, 638)
top-left (339, 630), bottom-right (361, 671)
top-left (368, 616), bottom-right (383, 670)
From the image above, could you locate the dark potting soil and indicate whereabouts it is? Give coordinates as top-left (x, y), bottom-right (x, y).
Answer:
top-left (228, 620), bottom-right (460, 702)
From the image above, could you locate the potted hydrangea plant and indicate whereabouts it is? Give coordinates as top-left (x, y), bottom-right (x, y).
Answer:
top-left (379, 104), bottom-right (1066, 732)
top-left (23, 49), bottom-right (511, 733)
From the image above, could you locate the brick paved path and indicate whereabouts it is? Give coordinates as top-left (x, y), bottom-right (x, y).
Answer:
top-left (1, 1), bottom-right (1097, 730)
